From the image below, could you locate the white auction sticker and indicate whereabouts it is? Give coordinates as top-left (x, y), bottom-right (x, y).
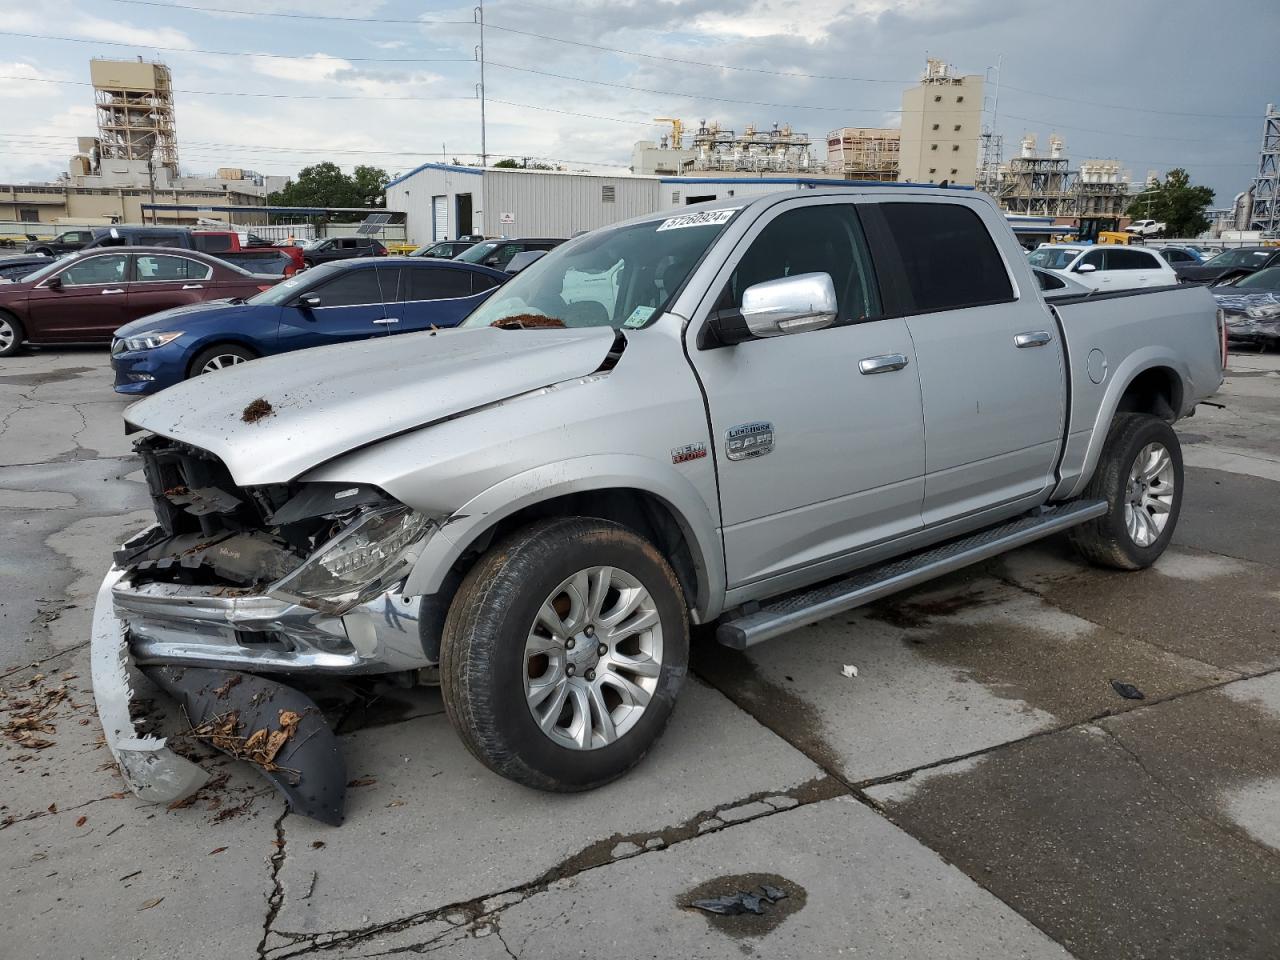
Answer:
top-left (656, 208), bottom-right (740, 231)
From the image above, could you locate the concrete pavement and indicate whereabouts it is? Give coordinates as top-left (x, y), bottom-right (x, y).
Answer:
top-left (2, 347), bottom-right (1278, 959)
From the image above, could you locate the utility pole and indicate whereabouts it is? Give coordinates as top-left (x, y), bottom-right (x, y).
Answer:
top-left (475, 0), bottom-right (487, 168)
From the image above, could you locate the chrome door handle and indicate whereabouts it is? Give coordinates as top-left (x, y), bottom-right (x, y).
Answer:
top-left (1014, 331), bottom-right (1053, 348)
top-left (182, 284), bottom-right (203, 290)
top-left (101, 288), bottom-right (124, 295)
top-left (858, 353), bottom-right (909, 375)
top-left (372, 318), bottom-right (400, 325)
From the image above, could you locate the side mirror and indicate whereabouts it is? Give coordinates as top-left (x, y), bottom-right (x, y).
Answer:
top-left (46, 276), bottom-right (63, 291)
top-left (741, 272), bottom-right (838, 337)
top-left (299, 293), bottom-right (322, 308)
top-left (1075, 263), bottom-right (1098, 274)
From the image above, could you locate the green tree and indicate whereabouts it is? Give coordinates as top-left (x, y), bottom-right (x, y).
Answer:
top-left (1126, 168), bottom-right (1214, 237)
top-left (268, 162), bottom-right (389, 210)
top-left (493, 157), bottom-right (558, 170)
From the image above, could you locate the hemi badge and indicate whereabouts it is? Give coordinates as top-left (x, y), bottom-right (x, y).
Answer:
top-left (335, 488), bottom-right (361, 499)
top-left (671, 442), bottom-right (707, 465)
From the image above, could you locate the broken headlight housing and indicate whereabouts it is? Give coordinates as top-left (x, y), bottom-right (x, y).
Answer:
top-left (269, 503), bottom-right (435, 615)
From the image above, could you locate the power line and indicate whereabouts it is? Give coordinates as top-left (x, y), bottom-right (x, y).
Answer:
top-left (0, 74), bottom-right (476, 102)
top-left (0, 30), bottom-right (472, 63)
top-left (99, 0), bottom-right (1264, 125)
top-left (105, 0), bottom-right (463, 24)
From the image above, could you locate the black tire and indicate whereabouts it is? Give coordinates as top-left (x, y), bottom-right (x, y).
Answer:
top-left (33, 247), bottom-right (54, 257)
top-left (0, 311), bottom-right (24, 357)
top-left (187, 343), bottom-right (256, 379)
top-left (441, 517), bottom-right (689, 792)
top-left (1069, 413), bottom-right (1183, 570)
top-left (302, 258), bottom-right (315, 269)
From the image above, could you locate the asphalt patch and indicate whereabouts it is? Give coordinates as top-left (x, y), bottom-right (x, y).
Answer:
top-left (871, 724), bottom-right (1280, 960)
top-left (0, 366), bottom-right (95, 386)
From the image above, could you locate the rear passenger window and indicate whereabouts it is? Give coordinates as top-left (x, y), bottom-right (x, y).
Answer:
top-left (877, 203), bottom-right (1013, 313)
top-left (1108, 249), bottom-right (1156, 270)
top-left (725, 203), bottom-right (880, 323)
top-left (406, 267), bottom-right (473, 300)
top-left (471, 273), bottom-right (501, 293)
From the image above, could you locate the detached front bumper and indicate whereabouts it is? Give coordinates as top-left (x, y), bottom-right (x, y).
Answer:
top-left (91, 556), bottom-right (435, 818)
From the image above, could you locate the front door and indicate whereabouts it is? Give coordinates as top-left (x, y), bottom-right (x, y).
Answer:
top-left (276, 264), bottom-right (398, 352)
top-left (126, 253), bottom-right (214, 322)
top-left (24, 253), bottom-right (132, 341)
top-left (684, 198), bottom-right (926, 589)
top-left (863, 199), bottom-right (1066, 526)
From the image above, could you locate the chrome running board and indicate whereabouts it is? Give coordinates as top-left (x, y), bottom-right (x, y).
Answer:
top-left (716, 500), bottom-right (1107, 650)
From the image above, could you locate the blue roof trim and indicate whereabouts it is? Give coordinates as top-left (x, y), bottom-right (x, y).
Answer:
top-left (659, 176), bottom-right (975, 190)
top-left (385, 162), bottom-right (485, 188)
top-left (140, 203), bottom-right (402, 215)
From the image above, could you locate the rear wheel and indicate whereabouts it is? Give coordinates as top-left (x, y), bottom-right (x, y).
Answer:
top-left (441, 517), bottom-right (688, 791)
top-left (1069, 413), bottom-right (1183, 570)
top-left (188, 343), bottom-right (255, 379)
top-left (0, 311), bottom-right (24, 357)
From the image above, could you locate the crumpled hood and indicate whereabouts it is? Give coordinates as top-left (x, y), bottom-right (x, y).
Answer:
top-left (124, 326), bottom-right (617, 485)
top-left (114, 300), bottom-right (252, 339)
top-left (1213, 289), bottom-right (1280, 317)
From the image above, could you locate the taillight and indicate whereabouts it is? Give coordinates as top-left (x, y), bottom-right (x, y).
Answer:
top-left (1217, 307), bottom-right (1228, 369)
top-left (375, 247), bottom-right (388, 256)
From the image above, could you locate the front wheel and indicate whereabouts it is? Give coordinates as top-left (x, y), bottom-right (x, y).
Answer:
top-left (441, 517), bottom-right (689, 791)
top-left (0, 311), bottom-right (24, 357)
top-left (1069, 413), bottom-right (1183, 570)
top-left (188, 343), bottom-right (256, 379)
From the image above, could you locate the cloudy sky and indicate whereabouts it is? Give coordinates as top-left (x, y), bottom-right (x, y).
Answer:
top-left (0, 0), bottom-right (1273, 203)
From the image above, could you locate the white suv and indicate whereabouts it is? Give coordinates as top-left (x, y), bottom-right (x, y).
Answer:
top-left (1028, 244), bottom-right (1178, 291)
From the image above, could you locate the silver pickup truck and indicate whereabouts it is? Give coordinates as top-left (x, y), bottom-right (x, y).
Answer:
top-left (92, 188), bottom-right (1226, 823)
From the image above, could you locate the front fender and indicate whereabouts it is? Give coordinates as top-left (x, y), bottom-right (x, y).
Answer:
top-left (403, 453), bottom-right (726, 622)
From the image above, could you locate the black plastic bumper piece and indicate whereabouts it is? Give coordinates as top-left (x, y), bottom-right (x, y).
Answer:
top-left (145, 665), bottom-right (347, 826)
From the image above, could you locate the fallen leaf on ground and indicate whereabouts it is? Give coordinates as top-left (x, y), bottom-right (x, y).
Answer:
top-left (139, 897), bottom-right (164, 911)
top-left (347, 777), bottom-right (377, 788)
top-left (208, 847), bottom-right (227, 855)
top-left (75, 816), bottom-right (87, 827)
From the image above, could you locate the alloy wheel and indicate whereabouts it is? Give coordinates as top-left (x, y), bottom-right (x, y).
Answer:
top-left (1125, 441), bottom-right (1176, 547)
top-left (523, 566), bottom-right (664, 751)
top-left (0, 317), bottom-right (14, 353)
top-left (199, 353), bottom-right (247, 374)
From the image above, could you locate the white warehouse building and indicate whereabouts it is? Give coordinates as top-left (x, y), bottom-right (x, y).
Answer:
top-left (384, 162), bottom-right (884, 245)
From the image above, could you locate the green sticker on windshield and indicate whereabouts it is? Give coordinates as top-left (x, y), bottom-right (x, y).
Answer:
top-left (624, 305), bottom-right (656, 328)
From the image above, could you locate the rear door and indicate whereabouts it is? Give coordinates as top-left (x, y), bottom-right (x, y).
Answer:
top-left (276, 264), bottom-right (397, 352)
top-left (863, 198), bottom-right (1066, 526)
top-left (24, 253), bottom-right (132, 341)
top-left (398, 265), bottom-right (491, 331)
top-left (126, 253), bottom-right (214, 321)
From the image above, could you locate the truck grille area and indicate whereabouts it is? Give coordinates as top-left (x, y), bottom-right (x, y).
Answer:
top-left (117, 435), bottom-right (379, 591)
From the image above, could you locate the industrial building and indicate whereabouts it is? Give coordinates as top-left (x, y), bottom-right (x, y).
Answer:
top-left (384, 163), bottom-right (923, 245)
top-left (1250, 103), bottom-right (1279, 236)
top-left (898, 59), bottom-right (983, 186)
top-left (996, 135), bottom-right (1128, 221)
top-left (0, 58), bottom-right (286, 232)
top-left (826, 127), bottom-right (900, 181)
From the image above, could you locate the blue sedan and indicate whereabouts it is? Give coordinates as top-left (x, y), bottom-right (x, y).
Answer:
top-left (110, 258), bottom-right (508, 394)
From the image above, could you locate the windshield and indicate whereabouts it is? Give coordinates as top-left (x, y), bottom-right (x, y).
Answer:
top-left (460, 212), bottom-right (737, 330)
top-left (1205, 249), bottom-right (1270, 268)
top-left (246, 262), bottom-right (341, 305)
top-left (1236, 267), bottom-right (1280, 290)
top-left (1027, 248), bottom-right (1081, 270)
top-left (454, 240), bottom-right (502, 264)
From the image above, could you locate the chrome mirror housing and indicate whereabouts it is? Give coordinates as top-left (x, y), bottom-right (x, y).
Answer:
top-left (740, 272), bottom-right (838, 337)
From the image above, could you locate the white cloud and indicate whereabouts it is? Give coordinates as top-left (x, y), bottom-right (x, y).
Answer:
top-left (248, 53), bottom-right (353, 82)
top-left (0, 62), bottom-right (70, 99)
top-left (70, 15), bottom-right (196, 49)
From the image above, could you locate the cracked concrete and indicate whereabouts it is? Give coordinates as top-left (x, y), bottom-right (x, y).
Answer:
top-left (4, 349), bottom-right (1280, 959)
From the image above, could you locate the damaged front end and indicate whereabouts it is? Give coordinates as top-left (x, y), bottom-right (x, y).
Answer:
top-left (92, 435), bottom-right (442, 823)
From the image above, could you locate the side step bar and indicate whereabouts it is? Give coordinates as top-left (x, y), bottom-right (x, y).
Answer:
top-left (716, 500), bottom-right (1108, 650)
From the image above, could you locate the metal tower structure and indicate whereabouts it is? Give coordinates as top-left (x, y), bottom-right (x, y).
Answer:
top-left (90, 58), bottom-right (178, 175)
top-left (1250, 103), bottom-right (1279, 236)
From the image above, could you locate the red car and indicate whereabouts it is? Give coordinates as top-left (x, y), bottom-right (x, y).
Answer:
top-left (0, 247), bottom-right (280, 356)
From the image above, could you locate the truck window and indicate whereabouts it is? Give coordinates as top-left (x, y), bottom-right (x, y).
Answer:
top-left (195, 233), bottom-right (233, 253)
top-left (726, 204), bottom-right (880, 322)
top-left (876, 202), bottom-right (1013, 313)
